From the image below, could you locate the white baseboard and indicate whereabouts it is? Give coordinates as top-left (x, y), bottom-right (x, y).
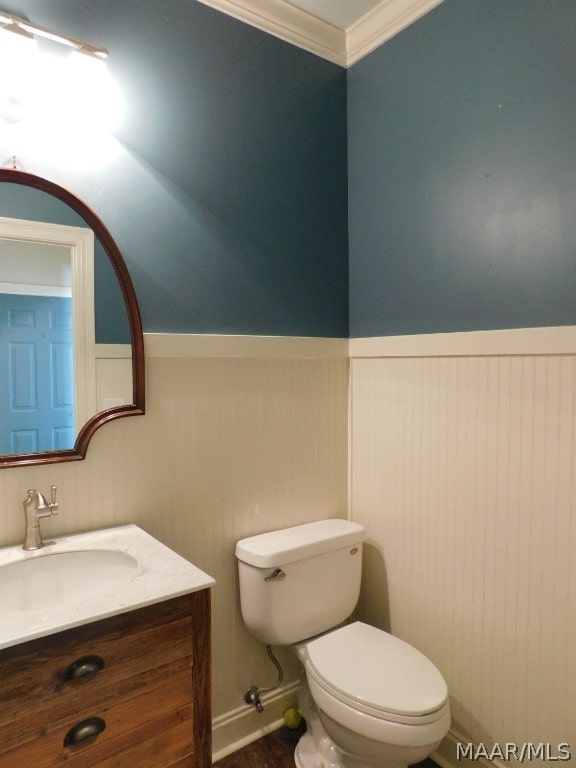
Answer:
top-left (212, 681), bottom-right (300, 763)
top-left (213, 701), bottom-right (496, 768)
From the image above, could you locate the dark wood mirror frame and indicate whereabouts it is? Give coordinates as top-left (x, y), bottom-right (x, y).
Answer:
top-left (0, 168), bottom-right (145, 468)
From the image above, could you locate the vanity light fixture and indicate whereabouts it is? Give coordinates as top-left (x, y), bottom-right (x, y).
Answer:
top-left (0, 19), bottom-right (37, 65)
top-left (0, 17), bottom-right (35, 46)
top-left (0, 9), bottom-right (120, 157)
top-left (0, 10), bottom-right (108, 59)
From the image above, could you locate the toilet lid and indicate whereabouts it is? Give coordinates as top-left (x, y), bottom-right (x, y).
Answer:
top-left (305, 622), bottom-right (448, 718)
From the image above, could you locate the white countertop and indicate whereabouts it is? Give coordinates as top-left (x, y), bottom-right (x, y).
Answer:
top-left (0, 524), bottom-right (215, 650)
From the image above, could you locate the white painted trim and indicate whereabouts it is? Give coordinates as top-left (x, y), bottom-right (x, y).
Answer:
top-left (349, 326), bottom-right (576, 358)
top-left (0, 282), bottom-right (71, 297)
top-left (196, 0), bottom-right (443, 67)
top-left (70, 226), bottom-right (97, 430)
top-left (211, 681), bottom-right (299, 762)
top-left (196, 0), bottom-right (346, 65)
top-left (144, 333), bottom-right (348, 359)
top-left (346, 0), bottom-right (444, 66)
top-left (144, 327), bottom-right (576, 361)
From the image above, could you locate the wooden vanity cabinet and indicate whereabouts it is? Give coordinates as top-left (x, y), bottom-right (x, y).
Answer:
top-left (0, 589), bottom-right (211, 768)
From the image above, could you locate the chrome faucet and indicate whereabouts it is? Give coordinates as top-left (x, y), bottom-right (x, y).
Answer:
top-left (22, 486), bottom-right (58, 550)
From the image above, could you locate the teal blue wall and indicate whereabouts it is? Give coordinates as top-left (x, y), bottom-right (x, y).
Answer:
top-left (4, 0), bottom-right (348, 337)
top-left (348, 0), bottom-right (576, 337)
top-left (6, 1), bottom-right (576, 340)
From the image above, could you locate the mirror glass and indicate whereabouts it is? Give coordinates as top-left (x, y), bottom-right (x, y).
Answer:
top-left (0, 168), bottom-right (144, 467)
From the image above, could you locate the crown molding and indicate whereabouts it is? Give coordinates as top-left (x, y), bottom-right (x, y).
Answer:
top-left (196, 0), bottom-right (347, 65)
top-left (197, 0), bottom-right (443, 67)
top-left (346, 0), bottom-right (444, 65)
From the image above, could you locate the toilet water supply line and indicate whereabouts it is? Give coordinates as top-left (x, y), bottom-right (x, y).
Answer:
top-left (244, 645), bottom-right (284, 712)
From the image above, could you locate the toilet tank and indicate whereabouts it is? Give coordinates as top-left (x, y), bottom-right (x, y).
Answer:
top-left (235, 519), bottom-right (365, 645)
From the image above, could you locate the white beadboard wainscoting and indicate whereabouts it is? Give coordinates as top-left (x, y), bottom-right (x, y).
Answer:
top-left (3, 327), bottom-right (574, 764)
top-left (349, 328), bottom-right (576, 765)
top-left (0, 334), bottom-right (349, 761)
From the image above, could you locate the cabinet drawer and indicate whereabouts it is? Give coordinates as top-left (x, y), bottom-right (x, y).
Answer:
top-left (1, 669), bottom-right (193, 768)
top-left (0, 595), bottom-right (193, 741)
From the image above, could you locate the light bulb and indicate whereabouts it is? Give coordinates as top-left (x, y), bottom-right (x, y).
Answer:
top-left (61, 50), bottom-right (122, 130)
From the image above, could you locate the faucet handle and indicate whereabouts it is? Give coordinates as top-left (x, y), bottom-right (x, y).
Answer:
top-left (49, 485), bottom-right (58, 515)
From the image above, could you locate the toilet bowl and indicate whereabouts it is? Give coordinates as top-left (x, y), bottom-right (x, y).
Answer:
top-left (235, 520), bottom-right (451, 768)
top-left (294, 622), bottom-right (450, 768)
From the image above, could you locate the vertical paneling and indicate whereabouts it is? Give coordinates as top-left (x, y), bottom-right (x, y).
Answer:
top-left (0, 346), bottom-right (348, 724)
top-left (351, 353), bottom-right (576, 750)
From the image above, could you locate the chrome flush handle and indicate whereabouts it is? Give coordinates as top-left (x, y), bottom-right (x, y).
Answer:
top-left (264, 568), bottom-right (286, 582)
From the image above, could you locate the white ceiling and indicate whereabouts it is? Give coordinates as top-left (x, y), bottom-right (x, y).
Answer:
top-left (199, 0), bottom-right (444, 67)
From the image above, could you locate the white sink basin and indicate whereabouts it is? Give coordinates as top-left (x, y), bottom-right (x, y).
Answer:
top-left (0, 524), bottom-right (215, 651)
top-left (0, 550), bottom-right (139, 612)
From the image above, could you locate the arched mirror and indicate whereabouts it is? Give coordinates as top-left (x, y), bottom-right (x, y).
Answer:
top-left (0, 168), bottom-right (144, 468)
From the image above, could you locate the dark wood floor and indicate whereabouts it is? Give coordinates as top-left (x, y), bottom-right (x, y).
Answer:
top-left (214, 727), bottom-right (300, 768)
top-left (213, 727), bottom-right (439, 768)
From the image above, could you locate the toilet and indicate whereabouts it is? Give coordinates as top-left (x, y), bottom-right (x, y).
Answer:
top-left (236, 519), bottom-right (450, 768)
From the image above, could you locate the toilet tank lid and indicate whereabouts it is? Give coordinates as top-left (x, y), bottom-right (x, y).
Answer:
top-left (235, 519), bottom-right (365, 568)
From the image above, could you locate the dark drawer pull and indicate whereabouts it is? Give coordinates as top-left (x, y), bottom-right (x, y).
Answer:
top-left (63, 654), bottom-right (105, 681)
top-left (63, 716), bottom-right (106, 747)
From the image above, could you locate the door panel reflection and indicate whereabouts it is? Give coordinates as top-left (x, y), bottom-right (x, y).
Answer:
top-left (0, 294), bottom-right (74, 452)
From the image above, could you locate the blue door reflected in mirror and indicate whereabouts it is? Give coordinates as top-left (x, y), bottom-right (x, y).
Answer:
top-left (0, 294), bottom-right (74, 453)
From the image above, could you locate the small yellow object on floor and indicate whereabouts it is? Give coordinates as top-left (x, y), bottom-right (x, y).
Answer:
top-left (283, 707), bottom-right (302, 730)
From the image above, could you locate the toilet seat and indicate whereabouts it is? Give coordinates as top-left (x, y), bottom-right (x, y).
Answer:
top-left (304, 622), bottom-right (448, 726)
